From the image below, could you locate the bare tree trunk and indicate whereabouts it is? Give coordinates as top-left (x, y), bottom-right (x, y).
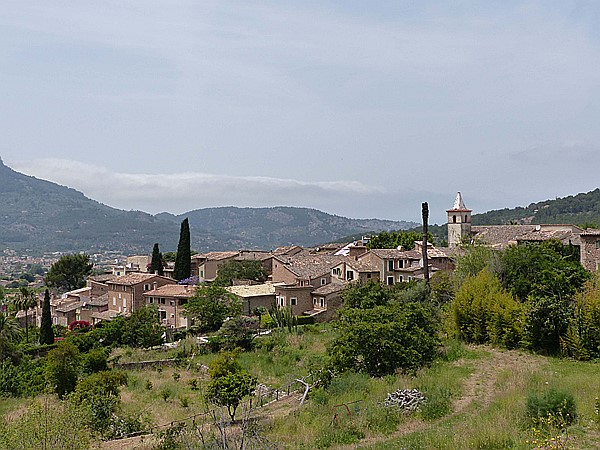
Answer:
top-left (422, 202), bottom-right (429, 283)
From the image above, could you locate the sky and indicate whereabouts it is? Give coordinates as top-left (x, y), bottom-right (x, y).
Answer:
top-left (2, 1), bottom-right (600, 225)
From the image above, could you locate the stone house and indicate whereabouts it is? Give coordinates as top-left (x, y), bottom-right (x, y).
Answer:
top-left (106, 273), bottom-right (176, 316)
top-left (192, 251), bottom-right (240, 282)
top-left (226, 283), bottom-right (276, 315)
top-left (143, 284), bottom-right (194, 329)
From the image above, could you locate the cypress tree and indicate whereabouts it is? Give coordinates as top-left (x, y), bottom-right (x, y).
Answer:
top-left (173, 218), bottom-right (191, 281)
top-left (150, 243), bottom-right (164, 276)
top-left (40, 289), bottom-right (54, 345)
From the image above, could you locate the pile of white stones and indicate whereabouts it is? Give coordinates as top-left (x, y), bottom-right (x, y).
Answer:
top-left (383, 389), bottom-right (426, 412)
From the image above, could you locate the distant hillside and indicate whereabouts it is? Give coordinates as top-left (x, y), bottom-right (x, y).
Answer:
top-left (0, 159), bottom-right (415, 254)
top-left (157, 207), bottom-right (416, 251)
top-left (472, 189), bottom-right (600, 226)
top-left (0, 158), bottom-right (179, 253)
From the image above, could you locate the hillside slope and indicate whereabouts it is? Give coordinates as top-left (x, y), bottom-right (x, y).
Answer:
top-left (0, 159), bottom-right (414, 253)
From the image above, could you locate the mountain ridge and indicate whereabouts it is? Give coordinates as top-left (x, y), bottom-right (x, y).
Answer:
top-left (0, 159), bottom-right (416, 254)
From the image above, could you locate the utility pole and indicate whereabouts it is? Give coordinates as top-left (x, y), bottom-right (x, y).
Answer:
top-left (422, 202), bottom-right (429, 283)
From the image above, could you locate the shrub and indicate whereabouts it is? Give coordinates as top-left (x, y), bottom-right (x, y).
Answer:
top-left (451, 270), bottom-right (524, 348)
top-left (526, 389), bottom-right (577, 426)
top-left (296, 315), bottom-right (315, 326)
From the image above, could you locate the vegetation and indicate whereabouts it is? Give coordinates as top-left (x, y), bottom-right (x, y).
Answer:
top-left (367, 230), bottom-right (426, 250)
top-left (214, 260), bottom-right (268, 286)
top-left (184, 284), bottom-right (241, 332)
top-left (45, 254), bottom-right (94, 292)
top-left (173, 218), bottom-right (191, 281)
top-left (149, 242), bottom-right (164, 276)
top-left (39, 289), bottom-right (54, 345)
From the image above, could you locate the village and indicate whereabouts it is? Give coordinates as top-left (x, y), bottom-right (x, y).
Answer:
top-left (11, 192), bottom-right (600, 337)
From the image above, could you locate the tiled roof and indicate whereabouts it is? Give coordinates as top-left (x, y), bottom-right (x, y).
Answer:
top-left (472, 225), bottom-right (581, 248)
top-left (192, 251), bottom-right (240, 261)
top-left (579, 228), bottom-right (600, 236)
top-left (226, 283), bottom-right (276, 298)
top-left (235, 251), bottom-right (273, 261)
top-left (108, 273), bottom-right (172, 286)
top-left (312, 279), bottom-right (347, 295)
top-left (86, 294), bottom-right (109, 306)
top-left (88, 274), bottom-right (117, 283)
top-left (344, 258), bottom-right (379, 272)
top-left (143, 284), bottom-right (195, 298)
top-left (283, 254), bottom-right (345, 278)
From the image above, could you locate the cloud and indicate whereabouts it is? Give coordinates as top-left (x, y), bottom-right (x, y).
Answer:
top-left (9, 158), bottom-right (386, 214)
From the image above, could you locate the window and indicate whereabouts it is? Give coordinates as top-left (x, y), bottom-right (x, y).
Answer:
top-left (291, 297), bottom-right (297, 306)
top-left (200, 270), bottom-right (204, 277)
top-left (159, 310), bottom-right (167, 321)
top-left (170, 300), bottom-right (175, 306)
top-left (144, 284), bottom-right (151, 291)
top-left (313, 297), bottom-right (317, 305)
top-left (159, 298), bottom-right (166, 304)
top-left (387, 276), bottom-right (394, 285)
top-left (388, 260), bottom-right (394, 271)
top-left (398, 275), bottom-right (404, 283)
top-left (346, 271), bottom-right (354, 281)
top-left (149, 297), bottom-right (154, 304)
top-left (319, 297), bottom-right (325, 307)
top-left (397, 260), bottom-right (404, 269)
top-left (453, 215), bottom-right (457, 223)
top-left (122, 285), bottom-right (126, 292)
top-left (122, 298), bottom-right (126, 307)
top-left (366, 273), bottom-right (371, 279)
top-left (596, 240), bottom-right (600, 249)
top-left (321, 278), bottom-right (326, 286)
top-left (112, 297), bottom-right (116, 306)
top-left (170, 313), bottom-right (175, 318)
top-left (280, 297), bottom-right (285, 306)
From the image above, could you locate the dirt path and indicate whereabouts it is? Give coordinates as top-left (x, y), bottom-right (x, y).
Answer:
top-left (334, 346), bottom-right (543, 449)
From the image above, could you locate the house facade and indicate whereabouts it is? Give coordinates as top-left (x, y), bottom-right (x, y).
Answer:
top-left (106, 273), bottom-right (176, 315)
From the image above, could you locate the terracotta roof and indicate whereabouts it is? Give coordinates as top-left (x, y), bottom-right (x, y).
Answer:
top-left (283, 254), bottom-right (345, 278)
top-left (91, 310), bottom-right (121, 321)
top-left (88, 274), bottom-right (117, 283)
top-left (312, 279), bottom-right (347, 295)
top-left (472, 224), bottom-right (581, 248)
top-left (226, 283), bottom-right (276, 298)
top-left (143, 284), bottom-right (195, 298)
top-left (579, 228), bottom-right (600, 236)
top-left (193, 251), bottom-right (239, 261)
top-left (86, 294), bottom-right (109, 306)
top-left (56, 301), bottom-right (80, 313)
top-left (108, 273), bottom-right (173, 286)
top-left (235, 251), bottom-right (273, 261)
top-left (344, 258), bottom-right (379, 272)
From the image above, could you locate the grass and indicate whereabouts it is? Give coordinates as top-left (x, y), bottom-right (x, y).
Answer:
top-left (5, 324), bottom-right (600, 449)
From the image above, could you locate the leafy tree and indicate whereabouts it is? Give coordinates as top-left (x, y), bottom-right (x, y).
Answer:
top-left (149, 243), bottom-right (164, 276)
top-left (215, 316), bottom-right (259, 351)
top-left (329, 302), bottom-right (439, 377)
top-left (429, 271), bottom-right (455, 306)
top-left (0, 396), bottom-right (92, 450)
top-left (173, 218), bottom-right (191, 281)
top-left (524, 295), bottom-right (574, 355)
top-left (39, 288), bottom-right (54, 345)
top-left (205, 352), bottom-right (257, 421)
top-left (122, 305), bottom-right (164, 348)
top-left (341, 280), bottom-right (392, 309)
top-left (46, 341), bottom-right (80, 398)
top-left (0, 313), bottom-right (21, 362)
top-left (500, 240), bottom-right (588, 302)
top-left (185, 284), bottom-right (241, 332)
top-left (45, 254), bottom-right (93, 292)
top-left (452, 240), bottom-right (498, 288)
top-left (214, 260), bottom-right (268, 286)
top-left (71, 371), bottom-right (128, 437)
top-left (367, 230), bottom-right (427, 250)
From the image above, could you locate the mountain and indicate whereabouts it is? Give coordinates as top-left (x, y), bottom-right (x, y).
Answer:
top-left (472, 189), bottom-right (600, 227)
top-left (0, 159), bottom-right (415, 254)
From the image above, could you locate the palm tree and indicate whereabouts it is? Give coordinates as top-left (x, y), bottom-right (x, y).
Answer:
top-left (15, 287), bottom-right (37, 343)
top-left (0, 313), bottom-right (21, 361)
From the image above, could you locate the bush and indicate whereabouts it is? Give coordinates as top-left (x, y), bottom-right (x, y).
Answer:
top-left (296, 316), bottom-right (315, 326)
top-left (451, 270), bottom-right (524, 348)
top-left (526, 389), bottom-right (577, 426)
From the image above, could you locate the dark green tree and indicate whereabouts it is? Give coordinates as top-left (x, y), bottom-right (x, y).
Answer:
top-left (122, 305), bottom-right (164, 348)
top-left (205, 352), bottom-right (257, 422)
top-left (149, 243), bottom-right (164, 276)
top-left (0, 313), bottom-right (21, 362)
top-left (214, 260), bottom-right (268, 286)
top-left (45, 254), bottom-right (93, 292)
top-left (367, 230), bottom-right (432, 250)
top-left (39, 289), bottom-right (54, 345)
top-left (329, 302), bottom-right (439, 377)
top-left (184, 284), bottom-right (241, 332)
top-left (173, 218), bottom-right (191, 281)
top-left (46, 341), bottom-right (80, 398)
top-left (341, 280), bottom-right (392, 309)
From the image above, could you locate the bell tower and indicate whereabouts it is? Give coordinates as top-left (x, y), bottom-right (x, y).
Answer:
top-left (447, 192), bottom-right (472, 247)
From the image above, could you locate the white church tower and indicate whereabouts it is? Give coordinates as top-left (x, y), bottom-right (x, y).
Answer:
top-left (447, 192), bottom-right (472, 247)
